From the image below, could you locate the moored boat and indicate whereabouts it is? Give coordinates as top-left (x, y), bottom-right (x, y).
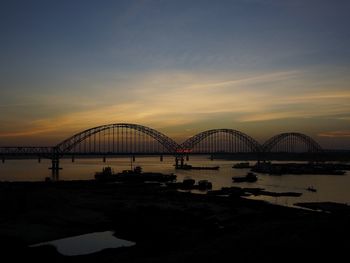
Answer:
top-left (175, 164), bottom-right (219, 170)
top-left (198, 180), bottom-right (213, 190)
top-left (232, 162), bottom-right (251, 169)
top-left (306, 186), bottom-right (317, 192)
top-left (95, 166), bottom-right (176, 182)
top-left (232, 172), bottom-right (258, 183)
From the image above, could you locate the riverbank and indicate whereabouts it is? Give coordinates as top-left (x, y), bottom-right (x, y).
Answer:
top-left (0, 180), bottom-right (349, 262)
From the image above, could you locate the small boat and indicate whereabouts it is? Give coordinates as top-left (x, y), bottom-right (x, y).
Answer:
top-left (95, 166), bottom-right (116, 181)
top-left (306, 186), bottom-right (317, 192)
top-left (232, 172), bottom-right (258, 183)
top-left (232, 162), bottom-right (250, 169)
top-left (198, 180), bottom-right (213, 190)
top-left (119, 165), bottom-right (143, 175)
top-left (175, 164), bottom-right (219, 170)
top-left (182, 178), bottom-right (195, 188)
top-left (95, 166), bottom-right (176, 182)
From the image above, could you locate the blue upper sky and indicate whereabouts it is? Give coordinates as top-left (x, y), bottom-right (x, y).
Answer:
top-left (1, 0), bottom-right (350, 148)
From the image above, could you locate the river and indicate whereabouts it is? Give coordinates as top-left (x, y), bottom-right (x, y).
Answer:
top-left (1, 156), bottom-right (349, 207)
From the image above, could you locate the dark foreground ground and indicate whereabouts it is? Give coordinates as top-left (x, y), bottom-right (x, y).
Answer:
top-left (0, 180), bottom-right (349, 262)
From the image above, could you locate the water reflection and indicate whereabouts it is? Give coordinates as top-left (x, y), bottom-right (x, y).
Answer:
top-left (0, 156), bottom-right (349, 206)
top-left (30, 231), bottom-right (135, 256)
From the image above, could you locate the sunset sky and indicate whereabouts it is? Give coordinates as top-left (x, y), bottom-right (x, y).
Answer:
top-left (1, 0), bottom-right (350, 148)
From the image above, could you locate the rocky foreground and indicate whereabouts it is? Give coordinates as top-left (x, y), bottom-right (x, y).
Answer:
top-left (0, 180), bottom-right (349, 262)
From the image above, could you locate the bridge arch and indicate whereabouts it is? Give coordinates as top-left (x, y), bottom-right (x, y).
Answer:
top-left (55, 123), bottom-right (180, 154)
top-left (262, 132), bottom-right (323, 153)
top-left (180, 129), bottom-right (261, 153)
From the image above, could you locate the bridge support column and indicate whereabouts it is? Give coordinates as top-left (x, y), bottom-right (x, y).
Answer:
top-left (175, 156), bottom-right (185, 168)
top-left (49, 157), bottom-right (61, 181)
top-left (160, 155), bottom-right (163, 162)
top-left (256, 160), bottom-right (261, 168)
top-left (175, 157), bottom-right (179, 168)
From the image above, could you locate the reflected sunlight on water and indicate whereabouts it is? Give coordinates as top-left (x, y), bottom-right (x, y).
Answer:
top-left (1, 156), bottom-right (349, 207)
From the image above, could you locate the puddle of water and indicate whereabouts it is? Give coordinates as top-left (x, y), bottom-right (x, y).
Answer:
top-left (30, 231), bottom-right (135, 256)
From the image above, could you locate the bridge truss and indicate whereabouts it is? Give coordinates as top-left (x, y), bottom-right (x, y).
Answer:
top-left (0, 124), bottom-right (323, 163)
top-left (180, 129), bottom-right (261, 154)
top-left (55, 123), bottom-right (180, 155)
top-left (262, 132), bottom-right (323, 153)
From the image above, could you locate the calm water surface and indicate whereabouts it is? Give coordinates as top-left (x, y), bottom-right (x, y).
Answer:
top-left (30, 231), bottom-right (135, 256)
top-left (1, 156), bottom-right (349, 207)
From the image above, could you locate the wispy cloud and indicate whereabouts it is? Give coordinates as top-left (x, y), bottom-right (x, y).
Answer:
top-left (318, 131), bottom-right (350, 138)
top-left (1, 69), bottom-right (350, 143)
top-left (186, 70), bottom-right (300, 90)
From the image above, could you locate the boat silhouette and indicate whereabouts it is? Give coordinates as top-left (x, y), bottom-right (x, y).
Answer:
top-left (306, 186), bottom-right (317, 192)
top-left (232, 172), bottom-right (258, 183)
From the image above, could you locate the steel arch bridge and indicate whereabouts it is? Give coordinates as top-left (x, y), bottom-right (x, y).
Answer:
top-left (0, 124), bottom-right (324, 161)
top-left (262, 132), bottom-right (323, 153)
top-left (55, 123), bottom-right (180, 155)
top-left (180, 129), bottom-right (262, 154)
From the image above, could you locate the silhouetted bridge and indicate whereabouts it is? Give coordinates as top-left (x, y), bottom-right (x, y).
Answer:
top-left (0, 123), bottom-right (323, 175)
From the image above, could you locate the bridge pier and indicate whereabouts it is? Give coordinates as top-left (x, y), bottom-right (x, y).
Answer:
top-left (49, 157), bottom-right (61, 181)
top-left (160, 155), bottom-right (163, 162)
top-left (175, 156), bottom-right (185, 168)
